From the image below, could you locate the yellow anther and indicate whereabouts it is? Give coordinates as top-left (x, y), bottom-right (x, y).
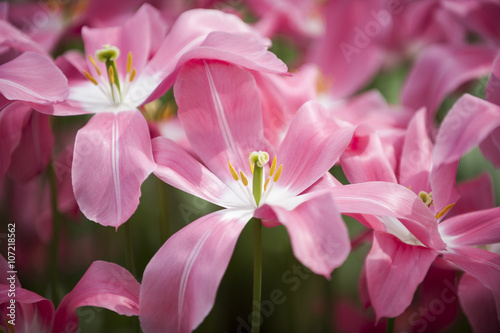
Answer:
top-left (88, 55), bottom-right (101, 76)
top-left (269, 156), bottom-right (277, 177)
top-left (264, 177), bottom-right (270, 191)
top-left (229, 161), bottom-right (239, 181)
top-left (108, 65), bottom-right (115, 84)
top-left (130, 68), bottom-right (136, 82)
top-left (240, 171), bottom-right (248, 186)
top-left (435, 203), bottom-right (455, 220)
top-left (127, 51), bottom-right (133, 74)
top-left (83, 70), bottom-right (98, 85)
top-left (273, 164), bottom-right (283, 182)
top-left (250, 162), bottom-right (254, 175)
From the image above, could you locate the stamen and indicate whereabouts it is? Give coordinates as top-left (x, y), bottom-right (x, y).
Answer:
top-left (250, 162), bottom-right (254, 175)
top-left (240, 171), bottom-right (248, 186)
top-left (108, 65), bottom-right (115, 85)
top-left (83, 70), bottom-right (98, 85)
top-left (273, 165), bottom-right (283, 182)
top-left (127, 51), bottom-right (133, 74)
top-left (435, 203), bottom-right (455, 220)
top-left (130, 68), bottom-right (136, 82)
top-left (88, 55), bottom-right (101, 76)
top-left (229, 161), bottom-right (239, 181)
top-left (269, 156), bottom-right (277, 177)
top-left (264, 177), bottom-right (271, 191)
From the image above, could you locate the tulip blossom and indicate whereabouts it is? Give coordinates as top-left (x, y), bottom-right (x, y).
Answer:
top-left (337, 107), bottom-right (500, 328)
top-left (140, 60), bottom-right (357, 332)
top-left (43, 4), bottom-right (287, 227)
top-left (0, 256), bottom-right (140, 333)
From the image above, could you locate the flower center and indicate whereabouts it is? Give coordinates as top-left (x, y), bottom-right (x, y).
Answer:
top-left (83, 44), bottom-right (137, 105)
top-left (228, 151), bottom-right (283, 206)
top-left (418, 191), bottom-right (433, 207)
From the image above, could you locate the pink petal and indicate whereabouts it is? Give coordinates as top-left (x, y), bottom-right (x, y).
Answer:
top-left (479, 127), bottom-right (500, 168)
top-left (72, 111), bottom-right (156, 228)
top-left (340, 125), bottom-right (397, 184)
top-left (486, 53), bottom-right (500, 106)
top-left (432, 94), bottom-right (500, 210)
top-left (330, 182), bottom-right (446, 250)
top-left (439, 207), bottom-right (500, 247)
top-left (398, 109), bottom-right (432, 193)
top-left (254, 63), bottom-right (319, 147)
top-left (452, 173), bottom-right (495, 216)
top-left (401, 45), bottom-right (497, 116)
top-left (459, 273), bottom-right (500, 333)
top-left (0, 101), bottom-right (31, 178)
top-left (366, 232), bottom-right (437, 320)
top-left (0, 52), bottom-right (68, 104)
top-left (307, 0), bottom-right (386, 98)
top-left (0, 285), bottom-right (54, 332)
top-left (442, 246), bottom-right (500, 321)
top-left (263, 190), bottom-right (350, 278)
top-left (175, 60), bottom-right (269, 186)
top-left (0, 20), bottom-right (46, 54)
top-left (152, 137), bottom-right (243, 208)
top-left (8, 110), bottom-right (54, 182)
top-left (139, 209), bottom-right (252, 333)
top-left (277, 101), bottom-right (355, 195)
top-left (53, 261), bottom-right (140, 333)
top-left (144, 9), bottom-right (287, 102)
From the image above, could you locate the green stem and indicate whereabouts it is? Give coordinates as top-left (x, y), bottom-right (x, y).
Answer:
top-left (386, 317), bottom-right (395, 333)
top-left (252, 218), bottom-right (263, 333)
top-left (123, 222), bottom-right (137, 277)
top-left (48, 162), bottom-right (61, 306)
top-left (156, 178), bottom-right (170, 244)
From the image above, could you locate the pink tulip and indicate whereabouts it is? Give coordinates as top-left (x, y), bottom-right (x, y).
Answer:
top-left (140, 60), bottom-right (356, 333)
top-left (41, 4), bottom-right (287, 228)
top-left (338, 106), bottom-right (500, 328)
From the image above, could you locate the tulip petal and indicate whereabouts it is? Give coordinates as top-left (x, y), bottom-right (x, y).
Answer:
top-left (53, 261), bottom-right (140, 333)
top-left (175, 60), bottom-right (269, 186)
top-left (459, 273), bottom-right (500, 333)
top-left (432, 94), bottom-right (500, 210)
top-left (330, 182), bottom-right (446, 250)
top-left (8, 110), bottom-right (54, 182)
top-left (401, 45), bottom-right (497, 116)
top-left (264, 190), bottom-right (350, 278)
top-left (139, 209), bottom-right (252, 333)
top-left (0, 101), bottom-right (31, 178)
top-left (0, 52), bottom-right (68, 104)
top-left (439, 207), bottom-right (500, 247)
top-left (152, 137), bottom-right (244, 208)
top-left (366, 231), bottom-right (437, 320)
top-left (277, 101), bottom-right (355, 195)
top-left (398, 109), bottom-right (432, 193)
top-left (443, 246), bottom-right (500, 322)
top-left (72, 111), bottom-right (156, 228)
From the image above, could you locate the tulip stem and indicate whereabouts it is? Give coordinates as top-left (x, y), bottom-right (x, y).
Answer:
top-left (386, 317), bottom-right (395, 333)
top-left (123, 222), bottom-right (137, 278)
top-left (252, 218), bottom-right (263, 333)
top-left (48, 162), bottom-right (61, 306)
top-left (156, 178), bottom-right (170, 243)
